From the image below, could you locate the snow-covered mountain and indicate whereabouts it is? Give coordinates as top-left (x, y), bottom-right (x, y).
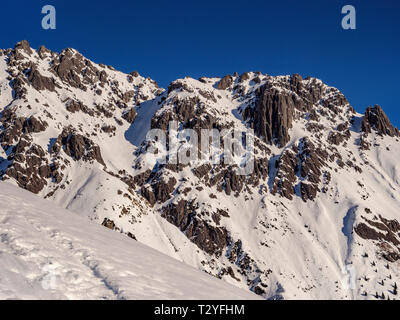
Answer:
top-left (0, 182), bottom-right (258, 300)
top-left (1, 40), bottom-right (400, 300)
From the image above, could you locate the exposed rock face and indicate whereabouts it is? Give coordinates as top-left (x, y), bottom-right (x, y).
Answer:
top-left (239, 72), bottom-right (250, 83)
top-left (11, 76), bottom-right (28, 99)
top-left (102, 218), bottom-right (116, 230)
top-left (362, 105), bottom-right (399, 137)
top-left (28, 67), bottom-right (56, 92)
top-left (65, 100), bottom-right (91, 114)
top-left (271, 148), bottom-right (298, 200)
top-left (244, 86), bottom-right (296, 147)
top-left (150, 95), bottom-right (218, 135)
top-left (141, 186), bottom-right (156, 206)
top-left (3, 140), bottom-right (50, 194)
top-left (271, 138), bottom-right (329, 201)
top-left (51, 128), bottom-right (105, 166)
top-left (327, 130), bottom-right (351, 146)
top-left (298, 138), bottom-right (328, 201)
top-left (217, 75), bottom-right (233, 90)
top-left (0, 112), bottom-right (48, 146)
top-left (52, 49), bottom-right (86, 89)
top-left (203, 160), bottom-right (269, 197)
top-left (141, 176), bottom-right (177, 205)
top-left (355, 215), bottom-right (400, 262)
top-left (51, 48), bottom-right (107, 91)
top-left (162, 200), bottom-right (228, 256)
top-left (38, 45), bottom-right (54, 59)
top-left (0, 111), bottom-right (58, 194)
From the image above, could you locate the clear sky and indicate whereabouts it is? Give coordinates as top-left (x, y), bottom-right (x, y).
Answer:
top-left (1, 0), bottom-right (399, 126)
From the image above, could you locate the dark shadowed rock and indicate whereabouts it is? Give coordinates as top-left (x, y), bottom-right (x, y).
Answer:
top-left (355, 215), bottom-right (400, 262)
top-left (102, 218), bottom-right (115, 230)
top-left (28, 68), bottom-right (56, 92)
top-left (217, 75), bottom-right (233, 90)
top-left (141, 186), bottom-right (156, 206)
top-left (362, 105), bottom-right (399, 137)
top-left (52, 128), bottom-right (105, 166)
top-left (239, 72), bottom-right (250, 82)
top-left (38, 45), bottom-right (54, 59)
top-left (271, 148), bottom-right (298, 200)
top-left (23, 116), bottom-right (48, 134)
top-left (162, 200), bottom-right (228, 256)
top-left (14, 40), bottom-right (33, 56)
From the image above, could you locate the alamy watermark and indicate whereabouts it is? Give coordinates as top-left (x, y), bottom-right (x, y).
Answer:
top-left (144, 121), bottom-right (255, 176)
top-left (342, 5), bottom-right (356, 30)
top-left (40, 5), bottom-right (355, 31)
top-left (42, 5), bottom-right (56, 30)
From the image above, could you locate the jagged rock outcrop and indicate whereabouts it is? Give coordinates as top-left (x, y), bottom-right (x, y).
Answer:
top-left (0, 112), bottom-right (58, 193)
top-left (362, 105), bottom-right (400, 137)
top-left (298, 138), bottom-right (329, 201)
top-left (14, 40), bottom-right (33, 58)
top-left (28, 67), bottom-right (56, 92)
top-left (2, 140), bottom-right (51, 194)
top-left (355, 215), bottom-right (400, 262)
top-left (244, 85), bottom-right (296, 147)
top-left (37, 45), bottom-right (54, 59)
top-left (162, 200), bottom-right (228, 256)
top-left (217, 75), bottom-right (233, 90)
top-left (52, 48), bottom-right (92, 90)
top-left (0, 112), bottom-right (48, 146)
top-left (141, 175), bottom-right (177, 205)
top-left (271, 148), bottom-right (298, 200)
top-left (51, 128), bottom-right (105, 166)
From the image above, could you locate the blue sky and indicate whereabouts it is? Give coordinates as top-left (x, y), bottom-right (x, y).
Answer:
top-left (1, 0), bottom-right (399, 126)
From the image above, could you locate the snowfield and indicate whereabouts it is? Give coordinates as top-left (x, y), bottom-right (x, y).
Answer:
top-left (0, 182), bottom-right (259, 300)
top-left (1, 41), bottom-right (400, 300)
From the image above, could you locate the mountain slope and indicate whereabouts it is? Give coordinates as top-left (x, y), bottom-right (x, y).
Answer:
top-left (1, 41), bottom-right (400, 299)
top-left (0, 181), bottom-right (259, 300)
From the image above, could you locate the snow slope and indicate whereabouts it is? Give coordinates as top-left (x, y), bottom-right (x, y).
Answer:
top-left (0, 182), bottom-right (259, 300)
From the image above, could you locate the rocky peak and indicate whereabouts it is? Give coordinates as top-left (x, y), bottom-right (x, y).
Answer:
top-left (37, 45), bottom-right (55, 59)
top-left (362, 105), bottom-right (399, 137)
top-left (245, 85), bottom-right (296, 147)
top-left (217, 74), bottom-right (233, 90)
top-left (14, 40), bottom-right (33, 56)
top-left (27, 66), bottom-right (56, 92)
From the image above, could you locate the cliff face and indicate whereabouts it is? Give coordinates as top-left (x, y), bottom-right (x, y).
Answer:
top-left (1, 41), bottom-right (400, 300)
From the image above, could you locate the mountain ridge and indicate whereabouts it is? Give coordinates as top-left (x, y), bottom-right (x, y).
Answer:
top-left (1, 40), bottom-right (400, 299)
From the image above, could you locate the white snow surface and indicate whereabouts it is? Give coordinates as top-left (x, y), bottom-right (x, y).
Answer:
top-left (0, 182), bottom-right (259, 300)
